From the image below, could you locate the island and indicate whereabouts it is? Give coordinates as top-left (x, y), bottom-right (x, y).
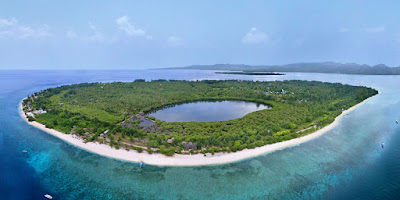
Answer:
top-left (166, 62), bottom-right (400, 75)
top-left (215, 72), bottom-right (285, 75)
top-left (20, 80), bottom-right (378, 166)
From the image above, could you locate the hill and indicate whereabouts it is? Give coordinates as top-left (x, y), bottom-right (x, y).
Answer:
top-left (168, 62), bottom-right (400, 75)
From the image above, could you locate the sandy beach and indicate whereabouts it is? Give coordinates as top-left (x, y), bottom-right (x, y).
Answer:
top-left (19, 98), bottom-right (369, 167)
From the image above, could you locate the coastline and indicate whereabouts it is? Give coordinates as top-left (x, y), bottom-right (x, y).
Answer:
top-left (19, 98), bottom-right (370, 167)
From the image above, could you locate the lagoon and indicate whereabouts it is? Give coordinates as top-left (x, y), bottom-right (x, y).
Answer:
top-left (148, 100), bottom-right (270, 122)
top-left (1, 70), bottom-right (400, 199)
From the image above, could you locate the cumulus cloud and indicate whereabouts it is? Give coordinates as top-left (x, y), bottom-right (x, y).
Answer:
top-left (66, 30), bottom-right (78, 39)
top-left (167, 36), bottom-right (184, 46)
top-left (0, 18), bottom-right (51, 39)
top-left (366, 26), bottom-right (385, 33)
top-left (116, 16), bottom-right (151, 39)
top-left (87, 23), bottom-right (105, 42)
top-left (0, 18), bottom-right (17, 27)
top-left (242, 27), bottom-right (268, 44)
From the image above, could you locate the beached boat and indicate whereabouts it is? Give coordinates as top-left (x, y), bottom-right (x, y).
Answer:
top-left (44, 194), bottom-right (53, 199)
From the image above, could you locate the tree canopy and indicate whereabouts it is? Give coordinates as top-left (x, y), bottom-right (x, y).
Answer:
top-left (23, 80), bottom-right (378, 156)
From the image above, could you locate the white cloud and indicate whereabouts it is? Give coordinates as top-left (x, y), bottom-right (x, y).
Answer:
top-left (0, 18), bottom-right (51, 39)
top-left (338, 27), bottom-right (349, 32)
top-left (242, 27), bottom-right (268, 44)
top-left (116, 16), bottom-right (151, 39)
top-left (0, 18), bottom-right (17, 27)
top-left (87, 23), bottom-right (105, 42)
top-left (66, 30), bottom-right (78, 39)
top-left (366, 26), bottom-right (385, 33)
top-left (167, 36), bottom-right (184, 46)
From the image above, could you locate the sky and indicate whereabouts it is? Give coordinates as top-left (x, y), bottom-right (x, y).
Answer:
top-left (1, 0), bottom-right (400, 69)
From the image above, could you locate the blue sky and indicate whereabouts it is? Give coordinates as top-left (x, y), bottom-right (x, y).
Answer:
top-left (1, 0), bottom-right (400, 69)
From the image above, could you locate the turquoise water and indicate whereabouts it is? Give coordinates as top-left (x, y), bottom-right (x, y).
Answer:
top-left (148, 100), bottom-right (270, 122)
top-left (1, 70), bottom-right (400, 199)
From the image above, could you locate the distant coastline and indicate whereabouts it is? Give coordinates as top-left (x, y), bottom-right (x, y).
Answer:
top-left (162, 62), bottom-right (400, 75)
top-left (215, 72), bottom-right (285, 76)
top-left (19, 97), bottom-right (372, 166)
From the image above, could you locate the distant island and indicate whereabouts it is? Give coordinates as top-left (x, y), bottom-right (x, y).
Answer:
top-left (20, 79), bottom-right (377, 164)
top-left (215, 72), bottom-right (285, 75)
top-left (164, 62), bottom-right (400, 75)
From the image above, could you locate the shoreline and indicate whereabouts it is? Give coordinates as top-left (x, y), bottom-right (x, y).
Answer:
top-left (19, 98), bottom-right (370, 167)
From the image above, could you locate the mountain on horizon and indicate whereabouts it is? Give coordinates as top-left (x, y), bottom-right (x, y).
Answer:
top-left (168, 62), bottom-right (400, 75)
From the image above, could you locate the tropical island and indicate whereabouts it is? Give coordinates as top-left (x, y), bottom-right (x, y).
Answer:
top-left (20, 80), bottom-right (377, 162)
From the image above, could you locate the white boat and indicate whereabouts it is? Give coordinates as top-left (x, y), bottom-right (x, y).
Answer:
top-left (44, 194), bottom-right (53, 199)
top-left (396, 120), bottom-right (398, 124)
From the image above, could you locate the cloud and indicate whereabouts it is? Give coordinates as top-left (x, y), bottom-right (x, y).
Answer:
top-left (0, 18), bottom-right (17, 27)
top-left (87, 23), bottom-right (105, 42)
top-left (338, 27), bottom-right (349, 32)
top-left (0, 18), bottom-right (51, 39)
top-left (116, 16), bottom-right (151, 39)
top-left (242, 27), bottom-right (268, 44)
top-left (66, 30), bottom-right (78, 39)
top-left (366, 26), bottom-right (385, 33)
top-left (167, 36), bottom-right (184, 46)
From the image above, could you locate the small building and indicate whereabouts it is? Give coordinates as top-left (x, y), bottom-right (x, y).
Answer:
top-left (33, 109), bottom-right (47, 114)
top-left (167, 137), bottom-right (175, 144)
top-left (184, 142), bottom-right (197, 150)
top-left (59, 103), bottom-right (64, 107)
top-left (265, 92), bottom-right (269, 95)
top-left (138, 111), bottom-right (144, 116)
top-left (26, 112), bottom-right (35, 118)
top-left (104, 129), bottom-right (109, 135)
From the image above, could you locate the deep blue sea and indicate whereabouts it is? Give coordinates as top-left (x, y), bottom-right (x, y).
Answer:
top-left (1, 70), bottom-right (399, 200)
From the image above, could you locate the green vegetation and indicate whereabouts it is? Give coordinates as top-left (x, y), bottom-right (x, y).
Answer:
top-left (22, 80), bottom-right (378, 156)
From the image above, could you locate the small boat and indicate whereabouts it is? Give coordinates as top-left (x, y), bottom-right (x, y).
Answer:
top-left (381, 142), bottom-right (385, 148)
top-left (44, 194), bottom-right (53, 199)
top-left (396, 120), bottom-right (398, 124)
top-left (22, 150), bottom-right (28, 153)
top-left (139, 161), bottom-right (144, 168)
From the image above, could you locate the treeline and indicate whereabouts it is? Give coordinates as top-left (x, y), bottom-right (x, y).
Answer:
top-left (25, 80), bottom-right (378, 156)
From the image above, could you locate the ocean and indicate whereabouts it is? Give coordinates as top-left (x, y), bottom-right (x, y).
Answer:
top-left (0, 70), bottom-right (399, 199)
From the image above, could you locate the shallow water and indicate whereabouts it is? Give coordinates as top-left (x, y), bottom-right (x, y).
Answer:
top-left (148, 100), bottom-right (270, 122)
top-left (1, 70), bottom-right (400, 199)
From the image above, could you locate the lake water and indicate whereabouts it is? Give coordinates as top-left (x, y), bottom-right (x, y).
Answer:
top-left (1, 70), bottom-right (400, 199)
top-left (148, 101), bottom-right (270, 122)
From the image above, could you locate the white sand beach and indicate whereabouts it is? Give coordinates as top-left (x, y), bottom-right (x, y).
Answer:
top-left (19, 98), bottom-right (369, 167)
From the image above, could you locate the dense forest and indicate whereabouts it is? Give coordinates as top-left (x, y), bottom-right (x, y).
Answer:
top-left (22, 80), bottom-right (378, 156)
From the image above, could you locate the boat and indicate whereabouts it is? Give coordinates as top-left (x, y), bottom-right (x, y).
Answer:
top-left (381, 142), bottom-right (385, 148)
top-left (22, 150), bottom-right (28, 153)
top-left (396, 120), bottom-right (398, 124)
top-left (139, 161), bottom-right (144, 168)
top-left (44, 194), bottom-right (53, 199)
